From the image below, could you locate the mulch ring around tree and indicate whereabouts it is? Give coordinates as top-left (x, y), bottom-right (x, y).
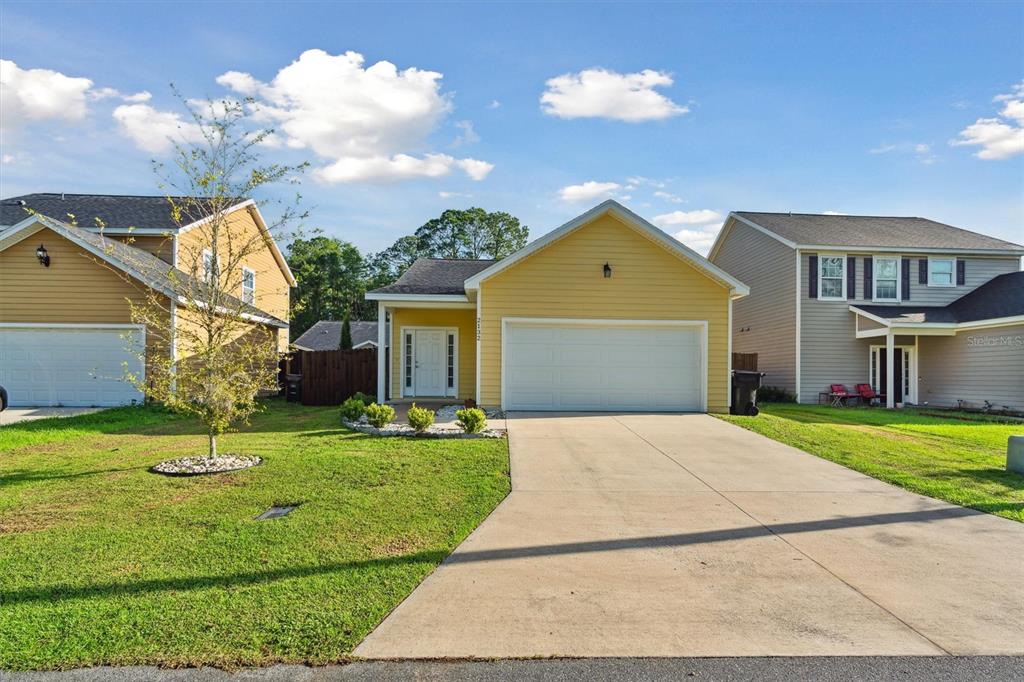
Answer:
top-left (150, 455), bottom-right (263, 476)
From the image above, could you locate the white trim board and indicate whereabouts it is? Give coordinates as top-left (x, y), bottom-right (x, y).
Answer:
top-left (464, 200), bottom-right (749, 297)
top-left (499, 317), bottom-right (709, 413)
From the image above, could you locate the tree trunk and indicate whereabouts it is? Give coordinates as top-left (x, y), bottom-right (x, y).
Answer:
top-left (209, 431), bottom-right (217, 458)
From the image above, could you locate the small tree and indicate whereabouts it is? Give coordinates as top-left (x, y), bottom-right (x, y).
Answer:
top-left (340, 311), bottom-right (353, 350)
top-left (114, 94), bottom-right (306, 457)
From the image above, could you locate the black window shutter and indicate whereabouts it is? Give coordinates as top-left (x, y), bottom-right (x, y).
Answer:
top-left (863, 258), bottom-right (872, 299)
top-left (901, 258), bottom-right (910, 300)
top-left (809, 255), bottom-right (818, 298)
top-left (847, 256), bottom-right (856, 299)
top-left (918, 258), bottom-right (928, 284)
top-left (956, 259), bottom-right (966, 285)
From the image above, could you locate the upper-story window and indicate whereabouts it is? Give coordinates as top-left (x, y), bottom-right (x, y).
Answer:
top-left (873, 256), bottom-right (899, 301)
top-left (202, 250), bottom-right (219, 283)
top-left (241, 267), bottom-right (256, 304)
top-left (928, 257), bottom-right (955, 287)
top-left (818, 255), bottom-right (846, 300)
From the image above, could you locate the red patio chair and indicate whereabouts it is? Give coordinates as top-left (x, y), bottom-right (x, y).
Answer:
top-left (855, 383), bottom-right (884, 406)
top-left (829, 384), bottom-right (856, 407)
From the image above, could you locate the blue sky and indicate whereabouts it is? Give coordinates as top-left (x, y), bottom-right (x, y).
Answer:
top-left (1, 2), bottom-right (1022, 254)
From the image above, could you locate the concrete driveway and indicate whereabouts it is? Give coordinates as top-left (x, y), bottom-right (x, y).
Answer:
top-left (0, 406), bottom-right (104, 425)
top-left (355, 413), bottom-right (1024, 658)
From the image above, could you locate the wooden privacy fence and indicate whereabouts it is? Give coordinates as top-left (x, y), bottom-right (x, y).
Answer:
top-left (294, 348), bottom-right (377, 406)
top-left (732, 352), bottom-right (758, 371)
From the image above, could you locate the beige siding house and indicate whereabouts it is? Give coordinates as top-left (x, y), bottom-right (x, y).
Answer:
top-left (709, 212), bottom-right (1024, 411)
top-left (367, 200), bottom-right (749, 413)
top-left (0, 194), bottom-right (295, 407)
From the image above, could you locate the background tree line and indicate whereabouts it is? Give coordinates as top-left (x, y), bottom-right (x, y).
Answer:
top-left (287, 207), bottom-right (528, 337)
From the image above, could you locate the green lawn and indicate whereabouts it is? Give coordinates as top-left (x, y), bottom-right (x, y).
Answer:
top-left (0, 401), bottom-right (510, 670)
top-left (718, 403), bottom-right (1024, 522)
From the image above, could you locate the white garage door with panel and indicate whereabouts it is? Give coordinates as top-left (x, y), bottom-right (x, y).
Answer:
top-left (0, 325), bottom-right (145, 407)
top-left (502, 319), bottom-right (706, 412)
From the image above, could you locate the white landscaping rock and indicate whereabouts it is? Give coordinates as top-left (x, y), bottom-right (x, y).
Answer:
top-left (345, 405), bottom-right (505, 438)
top-left (151, 455), bottom-right (262, 475)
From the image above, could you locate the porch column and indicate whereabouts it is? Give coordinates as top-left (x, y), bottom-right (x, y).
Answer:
top-left (885, 330), bottom-right (895, 409)
top-left (377, 301), bottom-right (387, 402)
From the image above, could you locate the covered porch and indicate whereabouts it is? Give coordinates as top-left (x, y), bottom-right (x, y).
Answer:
top-left (370, 296), bottom-right (477, 405)
top-left (851, 306), bottom-right (961, 409)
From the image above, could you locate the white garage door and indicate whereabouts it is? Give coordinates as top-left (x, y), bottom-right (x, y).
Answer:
top-left (503, 320), bottom-right (705, 412)
top-left (0, 326), bottom-right (145, 407)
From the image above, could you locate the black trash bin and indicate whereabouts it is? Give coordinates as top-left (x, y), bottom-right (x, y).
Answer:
top-left (731, 370), bottom-right (766, 416)
top-left (284, 374), bottom-right (303, 403)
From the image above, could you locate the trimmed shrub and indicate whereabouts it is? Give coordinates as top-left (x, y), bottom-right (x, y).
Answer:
top-left (365, 403), bottom-right (396, 428)
top-left (407, 403), bottom-right (435, 433)
top-left (456, 407), bottom-right (487, 434)
top-left (757, 386), bottom-right (797, 403)
top-left (351, 391), bottom-right (376, 405)
top-left (340, 397), bottom-right (367, 422)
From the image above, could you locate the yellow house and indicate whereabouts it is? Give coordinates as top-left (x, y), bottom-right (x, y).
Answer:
top-left (366, 200), bottom-right (749, 413)
top-left (0, 194), bottom-right (296, 407)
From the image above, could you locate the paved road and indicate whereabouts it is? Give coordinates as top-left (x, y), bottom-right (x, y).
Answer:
top-left (5, 657), bottom-right (1024, 681)
top-left (356, 413), bottom-right (1024, 658)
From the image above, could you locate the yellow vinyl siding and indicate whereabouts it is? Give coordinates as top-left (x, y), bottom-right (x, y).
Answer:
top-left (0, 226), bottom-right (172, 371)
top-left (176, 206), bottom-right (291, 348)
top-left (116, 234), bottom-right (174, 264)
top-left (390, 308), bottom-right (475, 401)
top-left (478, 212), bottom-right (732, 412)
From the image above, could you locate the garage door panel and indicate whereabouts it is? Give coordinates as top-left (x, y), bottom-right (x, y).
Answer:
top-left (0, 327), bottom-right (145, 407)
top-left (504, 321), bottom-right (704, 412)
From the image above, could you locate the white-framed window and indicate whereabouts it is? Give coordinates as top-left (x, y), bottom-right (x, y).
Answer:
top-left (446, 332), bottom-right (455, 390)
top-left (928, 257), bottom-right (955, 287)
top-left (872, 256), bottom-right (899, 302)
top-left (404, 333), bottom-right (413, 389)
top-left (202, 250), bottom-right (220, 283)
top-left (818, 254), bottom-right (846, 300)
top-left (241, 267), bottom-right (256, 305)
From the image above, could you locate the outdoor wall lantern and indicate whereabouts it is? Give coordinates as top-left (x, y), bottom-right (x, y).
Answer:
top-left (36, 244), bottom-right (50, 267)
top-left (603, 262), bottom-right (612, 278)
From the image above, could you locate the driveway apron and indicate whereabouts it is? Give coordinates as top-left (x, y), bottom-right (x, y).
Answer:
top-left (354, 413), bottom-right (1024, 658)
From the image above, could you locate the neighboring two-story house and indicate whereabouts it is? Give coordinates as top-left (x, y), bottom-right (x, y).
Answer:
top-left (710, 212), bottom-right (1024, 410)
top-left (0, 193), bottom-right (296, 407)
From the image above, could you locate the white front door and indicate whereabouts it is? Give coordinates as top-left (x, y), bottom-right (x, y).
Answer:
top-left (413, 329), bottom-right (446, 396)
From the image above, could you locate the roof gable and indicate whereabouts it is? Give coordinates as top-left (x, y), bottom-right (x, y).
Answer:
top-left (464, 200), bottom-right (749, 296)
top-left (0, 214), bottom-right (287, 328)
top-left (370, 258), bottom-right (496, 296)
top-left (720, 211), bottom-right (1024, 254)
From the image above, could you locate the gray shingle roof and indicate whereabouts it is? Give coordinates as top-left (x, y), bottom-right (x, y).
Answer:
top-left (735, 212), bottom-right (1024, 252)
top-left (854, 271), bottom-right (1024, 324)
top-left (28, 214), bottom-right (287, 328)
top-left (0, 193), bottom-right (234, 231)
top-left (293, 321), bottom-right (379, 351)
top-left (370, 258), bottom-right (497, 295)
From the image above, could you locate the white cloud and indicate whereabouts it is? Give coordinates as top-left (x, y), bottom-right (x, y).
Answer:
top-left (670, 227), bottom-right (720, 256)
top-left (216, 49), bottom-right (492, 183)
top-left (869, 141), bottom-right (937, 164)
top-left (651, 209), bottom-right (723, 226)
top-left (558, 180), bottom-right (621, 203)
top-left (89, 87), bottom-right (151, 103)
top-left (452, 120), bottom-right (480, 147)
top-left (2, 153), bottom-right (14, 164)
top-left (487, 99), bottom-right (501, 109)
top-left (439, 190), bottom-right (471, 199)
top-left (112, 103), bottom-right (204, 154)
top-left (540, 68), bottom-right (688, 122)
top-left (0, 59), bottom-right (93, 131)
top-left (952, 81), bottom-right (1024, 160)
top-left (653, 190), bottom-right (683, 203)
top-left (651, 209), bottom-right (724, 255)
top-left (314, 153), bottom-right (492, 184)
top-left (455, 157), bottom-right (494, 180)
